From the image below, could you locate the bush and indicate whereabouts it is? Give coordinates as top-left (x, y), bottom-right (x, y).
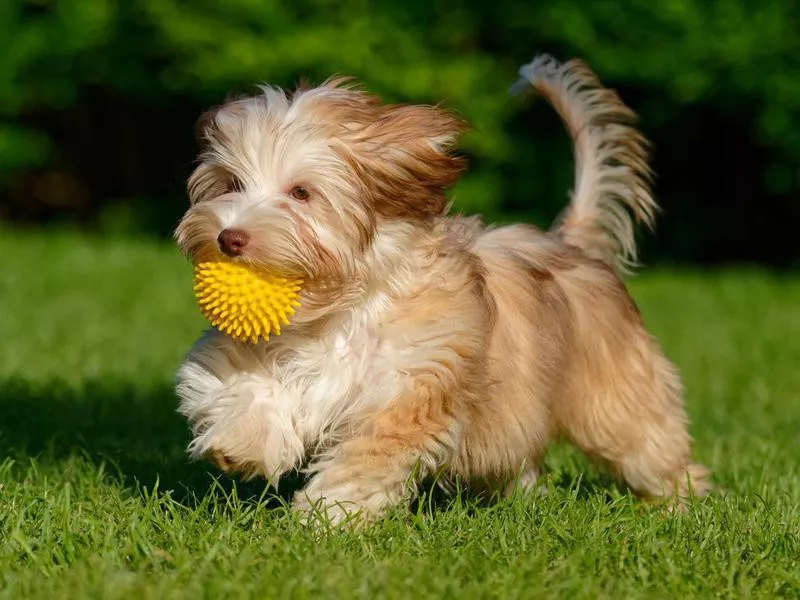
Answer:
top-left (2, 0), bottom-right (798, 263)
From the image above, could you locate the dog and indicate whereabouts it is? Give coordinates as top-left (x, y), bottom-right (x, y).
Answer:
top-left (174, 55), bottom-right (711, 524)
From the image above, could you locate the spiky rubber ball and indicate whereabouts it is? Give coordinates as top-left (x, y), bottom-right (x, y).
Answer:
top-left (193, 260), bottom-right (302, 343)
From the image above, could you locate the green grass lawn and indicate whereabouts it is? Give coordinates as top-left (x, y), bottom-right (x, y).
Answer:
top-left (0, 227), bottom-right (798, 599)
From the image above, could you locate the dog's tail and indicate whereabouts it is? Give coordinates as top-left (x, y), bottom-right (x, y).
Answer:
top-left (511, 55), bottom-right (658, 273)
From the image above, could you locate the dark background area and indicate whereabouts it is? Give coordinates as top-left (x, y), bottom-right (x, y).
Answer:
top-left (2, 0), bottom-right (799, 266)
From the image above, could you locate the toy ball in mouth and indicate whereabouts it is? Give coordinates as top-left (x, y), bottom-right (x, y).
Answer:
top-left (193, 260), bottom-right (302, 343)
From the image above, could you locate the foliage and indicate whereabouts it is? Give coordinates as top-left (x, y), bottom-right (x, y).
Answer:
top-left (1, 1), bottom-right (799, 261)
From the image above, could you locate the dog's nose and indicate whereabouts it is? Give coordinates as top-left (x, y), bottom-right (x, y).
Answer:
top-left (217, 228), bottom-right (250, 257)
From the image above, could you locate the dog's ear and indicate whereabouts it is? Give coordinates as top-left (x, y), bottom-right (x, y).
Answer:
top-left (337, 102), bottom-right (469, 219)
top-left (194, 106), bottom-right (220, 149)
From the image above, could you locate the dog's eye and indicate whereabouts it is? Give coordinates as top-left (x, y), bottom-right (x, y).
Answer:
top-left (288, 186), bottom-right (310, 202)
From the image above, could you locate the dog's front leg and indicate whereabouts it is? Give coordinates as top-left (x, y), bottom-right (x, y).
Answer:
top-left (294, 374), bottom-right (465, 526)
top-left (186, 374), bottom-right (305, 481)
top-left (176, 332), bottom-right (304, 482)
top-left (293, 279), bottom-right (489, 526)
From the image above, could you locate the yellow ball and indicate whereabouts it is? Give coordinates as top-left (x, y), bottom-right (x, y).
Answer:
top-left (193, 260), bottom-right (302, 343)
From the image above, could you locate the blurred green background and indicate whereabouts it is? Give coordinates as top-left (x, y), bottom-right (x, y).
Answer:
top-left (2, 0), bottom-right (799, 265)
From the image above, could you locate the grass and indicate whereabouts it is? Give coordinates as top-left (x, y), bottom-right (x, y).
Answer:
top-left (0, 226), bottom-right (798, 599)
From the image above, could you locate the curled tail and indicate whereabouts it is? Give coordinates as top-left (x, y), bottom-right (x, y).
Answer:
top-left (512, 55), bottom-right (659, 273)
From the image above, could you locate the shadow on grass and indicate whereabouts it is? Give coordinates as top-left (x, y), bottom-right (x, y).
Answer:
top-left (0, 376), bottom-right (622, 517)
top-left (0, 376), bottom-right (304, 508)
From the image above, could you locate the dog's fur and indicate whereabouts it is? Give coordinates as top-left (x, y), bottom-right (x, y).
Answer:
top-left (174, 55), bottom-right (710, 524)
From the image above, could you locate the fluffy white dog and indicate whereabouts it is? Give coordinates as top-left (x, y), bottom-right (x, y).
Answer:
top-left (174, 55), bottom-right (710, 524)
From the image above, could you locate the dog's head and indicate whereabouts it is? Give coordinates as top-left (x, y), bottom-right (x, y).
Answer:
top-left (175, 79), bottom-right (467, 282)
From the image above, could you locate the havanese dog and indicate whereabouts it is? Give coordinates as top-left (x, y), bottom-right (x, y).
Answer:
top-left (174, 55), bottom-right (710, 525)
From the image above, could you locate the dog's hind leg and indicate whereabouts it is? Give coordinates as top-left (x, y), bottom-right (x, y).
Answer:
top-left (557, 329), bottom-right (711, 505)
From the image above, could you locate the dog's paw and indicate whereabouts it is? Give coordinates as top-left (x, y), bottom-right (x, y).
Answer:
top-left (207, 448), bottom-right (238, 474)
top-left (293, 480), bottom-right (382, 530)
top-left (186, 377), bottom-right (305, 481)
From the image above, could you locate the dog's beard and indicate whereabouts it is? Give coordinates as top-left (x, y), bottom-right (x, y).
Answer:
top-left (176, 197), bottom-right (320, 277)
top-left (176, 165), bottom-right (376, 285)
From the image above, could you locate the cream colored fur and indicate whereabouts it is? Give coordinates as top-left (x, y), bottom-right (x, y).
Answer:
top-left (174, 54), bottom-right (710, 525)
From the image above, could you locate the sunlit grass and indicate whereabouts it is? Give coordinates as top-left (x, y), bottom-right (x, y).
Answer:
top-left (0, 228), bottom-right (797, 599)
